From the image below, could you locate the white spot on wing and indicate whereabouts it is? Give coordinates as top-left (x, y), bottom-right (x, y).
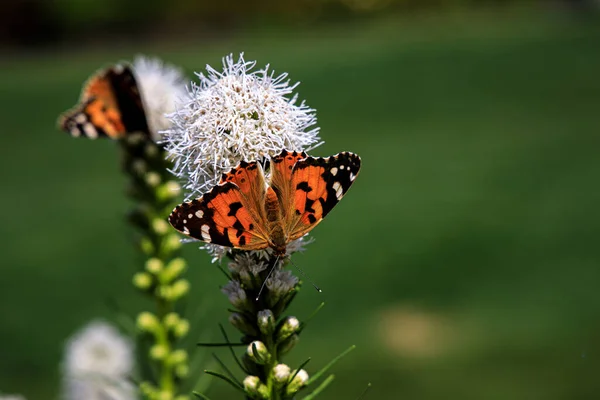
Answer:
top-left (332, 181), bottom-right (343, 200)
top-left (330, 167), bottom-right (338, 176)
top-left (83, 123), bottom-right (98, 139)
top-left (183, 226), bottom-right (190, 234)
top-left (340, 165), bottom-right (345, 170)
top-left (350, 173), bottom-right (356, 181)
top-left (195, 210), bottom-right (204, 218)
top-left (70, 127), bottom-right (81, 137)
top-left (75, 114), bottom-right (87, 124)
top-left (188, 213), bottom-right (193, 219)
top-left (201, 224), bottom-right (211, 241)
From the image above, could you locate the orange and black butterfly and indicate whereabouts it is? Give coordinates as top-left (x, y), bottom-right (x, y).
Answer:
top-left (169, 149), bottom-right (361, 257)
top-left (58, 64), bottom-right (149, 139)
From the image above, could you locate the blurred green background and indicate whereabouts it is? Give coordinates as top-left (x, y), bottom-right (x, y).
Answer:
top-left (2, 1), bottom-right (600, 399)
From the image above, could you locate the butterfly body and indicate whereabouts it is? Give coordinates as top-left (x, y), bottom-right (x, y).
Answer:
top-left (169, 150), bottom-right (361, 256)
top-left (58, 64), bottom-right (149, 139)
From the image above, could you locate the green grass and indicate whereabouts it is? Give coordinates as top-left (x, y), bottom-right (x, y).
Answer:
top-left (2, 8), bottom-right (600, 400)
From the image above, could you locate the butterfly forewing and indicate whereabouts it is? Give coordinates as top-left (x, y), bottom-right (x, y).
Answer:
top-left (270, 149), bottom-right (308, 221)
top-left (286, 152), bottom-right (361, 240)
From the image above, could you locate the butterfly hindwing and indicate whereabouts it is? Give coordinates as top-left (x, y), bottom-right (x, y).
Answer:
top-left (58, 64), bottom-right (149, 139)
top-left (286, 152), bottom-right (361, 240)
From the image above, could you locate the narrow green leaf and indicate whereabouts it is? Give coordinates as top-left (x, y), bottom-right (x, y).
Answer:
top-left (356, 382), bottom-right (372, 400)
top-left (219, 323), bottom-right (249, 374)
top-left (299, 302), bottom-right (325, 333)
top-left (204, 370), bottom-right (245, 393)
top-left (216, 264), bottom-right (232, 280)
top-left (211, 353), bottom-right (242, 389)
top-left (306, 345), bottom-right (355, 385)
top-left (301, 374), bottom-right (336, 400)
top-left (288, 358), bottom-right (311, 384)
top-left (192, 391), bottom-right (213, 400)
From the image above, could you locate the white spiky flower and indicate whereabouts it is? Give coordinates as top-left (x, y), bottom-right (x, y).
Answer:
top-left (62, 320), bottom-right (137, 400)
top-left (163, 53), bottom-right (322, 198)
top-left (133, 56), bottom-right (188, 141)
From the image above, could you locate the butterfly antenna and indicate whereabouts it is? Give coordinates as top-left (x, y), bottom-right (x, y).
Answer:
top-left (288, 257), bottom-right (322, 293)
top-left (256, 255), bottom-right (280, 301)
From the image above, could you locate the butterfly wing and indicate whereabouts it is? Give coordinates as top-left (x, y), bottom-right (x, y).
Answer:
top-left (169, 161), bottom-right (271, 250)
top-left (58, 64), bottom-right (149, 139)
top-left (270, 149), bottom-right (308, 221)
top-left (277, 152), bottom-right (361, 241)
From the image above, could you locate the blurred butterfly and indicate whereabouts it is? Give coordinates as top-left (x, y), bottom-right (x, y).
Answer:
top-left (58, 64), bottom-right (149, 139)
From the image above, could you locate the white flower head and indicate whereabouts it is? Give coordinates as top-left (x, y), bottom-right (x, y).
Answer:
top-left (228, 252), bottom-right (268, 278)
top-left (63, 320), bottom-right (134, 379)
top-left (133, 56), bottom-right (188, 141)
top-left (266, 269), bottom-right (299, 297)
top-left (163, 53), bottom-right (322, 198)
top-left (221, 280), bottom-right (248, 308)
top-left (63, 377), bottom-right (137, 400)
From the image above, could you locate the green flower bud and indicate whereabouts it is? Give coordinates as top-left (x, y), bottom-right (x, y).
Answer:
top-left (140, 237), bottom-right (155, 255)
top-left (243, 376), bottom-right (268, 399)
top-left (139, 381), bottom-right (156, 397)
top-left (163, 233), bottom-right (182, 252)
top-left (168, 349), bottom-right (188, 365)
top-left (133, 272), bottom-right (153, 290)
top-left (175, 363), bottom-right (189, 379)
top-left (285, 369), bottom-right (309, 396)
top-left (173, 319), bottom-right (190, 338)
top-left (278, 333), bottom-right (299, 356)
top-left (150, 344), bottom-right (169, 360)
top-left (161, 258), bottom-right (187, 282)
top-left (145, 142), bottom-right (159, 158)
top-left (152, 218), bottom-right (170, 235)
top-left (157, 284), bottom-right (173, 300)
top-left (163, 312), bottom-right (180, 329)
top-left (276, 316), bottom-right (300, 342)
top-left (157, 390), bottom-right (173, 400)
top-left (146, 258), bottom-right (163, 274)
top-left (170, 279), bottom-right (190, 300)
top-left (137, 312), bottom-right (160, 333)
top-left (273, 364), bottom-right (291, 387)
top-left (229, 312), bottom-right (258, 336)
top-left (132, 159), bottom-right (147, 175)
top-left (257, 309), bottom-right (275, 335)
top-left (157, 181), bottom-right (181, 201)
top-left (145, 172), bottom-right (161, 187)
top-left (246, 341), bottom-right (270, 365)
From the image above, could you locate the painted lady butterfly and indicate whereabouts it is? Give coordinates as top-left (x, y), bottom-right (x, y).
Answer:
top-left (169, 149), bottom-right (361, 257)
top-left (58, 64), bottom-right (149, 139)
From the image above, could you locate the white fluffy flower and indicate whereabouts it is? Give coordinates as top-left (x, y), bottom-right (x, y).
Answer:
top-left (62, 321), bottom-right (137, 400)
top-left (63, 378), bottom-right (137, 400)
top-left (63, 320), bottom-right (134, 378)
top-left (163, 53), bottom-right (322, 198)
top-left (133, 56), bottom-right (188, 141)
